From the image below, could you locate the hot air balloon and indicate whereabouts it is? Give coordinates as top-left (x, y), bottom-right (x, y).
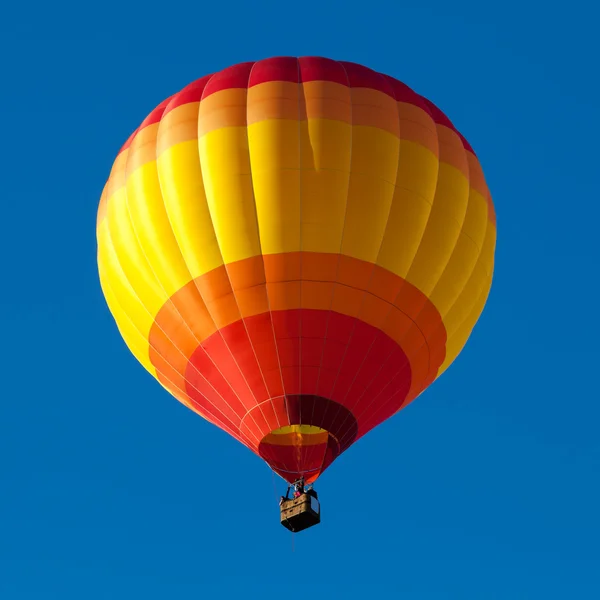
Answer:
top-left (96, 56), bottom-right (496, 532)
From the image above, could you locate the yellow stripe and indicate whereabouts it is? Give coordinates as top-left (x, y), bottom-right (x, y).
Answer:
top-left (340, 127), bottom-right (400, 263)
top-left (124, 162), bottom-right (194, 298)
top-left (104, 185), bottom-right (168, 320)
top-left (156, 101), bottom-right (200, 154)
top-left (377, 140), bottom-right (438, 278)
top-left (405, 162), bottom-right (470, 295)
top-left (271, 425), bottom-right (326, 435)
top-left (156, 140), bottom-right (224, 278)
top-left (429, 187), bottom-right (491, 316)
top-left (439, 271), bottom-right (494, 375)
top-left (433, 215), bottom-right (496, 376)
top-left (442, 224), bottom-right (495, 339)
top-left (97, 220), bottom-right (157, 342)
top-left (300, 118), bottom-right (352, 254)
top-left (248, 119), bottom-right (301, 255)
top-left (199, 127), bottom-right (261, 264)
top-left (98, 260), bottom-right (155, 376)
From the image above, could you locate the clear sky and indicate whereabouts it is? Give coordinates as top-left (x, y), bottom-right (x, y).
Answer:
top-left (1, 1), bottom-right (599, 598)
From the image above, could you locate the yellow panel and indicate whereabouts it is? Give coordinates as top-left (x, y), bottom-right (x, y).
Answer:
top-left (248, 119), bottom-right (301, 255)
top-left (105, 186), bottom-right (168, 320)
top-left (429, 181), bottom-right (494, 314)
top-left (440, 219), bottom-right (496, 336)
top-left (429, 233), bottom-right (481, 315)
top-left (199, 127), bottom-right (261, 264)
top-left (340, 126), bottom-right (400, 263)
top-left (156, 140), bottom-right (224, 278)
top-left (377, 140), bottom-right (439, 277)
top-left (271, 425), bottom-right (326, 435)
top-left (460, 188), bottom-right (490, 249)
top-left (477, 221), bottom-right (497, 277)
top-left (405, 162), bottom-right (470, 295)
top-left (98, 262), bottom-right (155, 376)
top-left (438, 272), bottom-right (493, 375)
top-left (124, 162), bottom-right (194, 298)
top-left (299, 118), bottom-right (352, 254)
top-left (97, 224), bottom-right (157, 341)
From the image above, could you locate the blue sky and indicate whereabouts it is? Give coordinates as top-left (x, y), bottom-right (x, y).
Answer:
top-left (1, 0), bottom-right (599, 598)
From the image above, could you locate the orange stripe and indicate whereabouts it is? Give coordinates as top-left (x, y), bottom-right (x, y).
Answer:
top-left (152, 253), bottom-right (446, 345)
top-left (104, 150), bottom-right (128, 203)
top-left (300, 80), bottom-right (352, 122)
top-left (150, 252), bottom-right (447, 402)
top-left (436, 124), bottom-right (469, 179)
top-left (397, 101), bottom-right (439, 156)
top-left (247, 81), bottom-right (302, 123)
top-left (247, 84), bottom-right (401, 136)
top-left (198, 88), bottom-right (247, 137)
top-left (126, 122), bottom-right (160, 173)
top-left (466, 151), bottom-right (490, 199)
top-left (156, 101), bottom-right (200, 155)
top-left (350, 88), bottom-right (399, 136)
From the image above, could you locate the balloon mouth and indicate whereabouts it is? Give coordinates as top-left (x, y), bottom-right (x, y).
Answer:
top-left (259, 425), bottom-right (340, 484)
top-left (254, 393), bottom-right (360, 484)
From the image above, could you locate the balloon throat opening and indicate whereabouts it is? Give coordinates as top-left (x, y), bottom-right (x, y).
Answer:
top-left (258, 424), bottom-right (339, 484)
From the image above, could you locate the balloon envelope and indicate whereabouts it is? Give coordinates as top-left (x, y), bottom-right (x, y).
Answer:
top-left (97, 57), bottom-right (496, 483)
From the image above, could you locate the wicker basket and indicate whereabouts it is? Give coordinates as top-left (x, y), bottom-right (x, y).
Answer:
top-left (280, 492), bottom-right (321, 533)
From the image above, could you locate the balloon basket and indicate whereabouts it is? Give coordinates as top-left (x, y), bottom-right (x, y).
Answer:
top-left (280, 491), bottom-right (321, 533)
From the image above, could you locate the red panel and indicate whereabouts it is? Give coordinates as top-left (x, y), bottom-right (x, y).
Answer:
top-left (339, 61), bottom-right (395, 96)
top-left (184, 348), bottom-right (247, 419)
top-left (248, 56), bottom-right (299, 86)
top-left (298, 56), bottom-right (349, 86)
top-left (202, 62), bottom-right (255, 98)
top-left (117, 101), bottom-right (168, 155)
top-left (164, 75), bottom-right (213, 114)
top-left (271, 310), bottom-right (301, 338)
top-left (301, 337), bottom-right (325, 367)
top-left (181, 364), bottom-right (246, 430)
top-left (300, 367), bottom-right (320, 396)
top-left (382, 74), bottom-right (431, 110)
top-left (243, 312), bottom-right (283, 398)
top-left (421, 97), bottom-right (475, 154)
top-left (301, 309), bottom-right (328, 338)
top-left (218, 321), bottom-right (270, 403)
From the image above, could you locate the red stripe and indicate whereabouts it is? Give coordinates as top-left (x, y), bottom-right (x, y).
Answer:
top-left (117, 97), bottom-right (172, 155)
top-left (248, 56), bottom-right (299, 86)
top-left (298, 56), bottom-right (349, 86)
top-left (163, 74), bottom-right (213, 115)
top-left (382, 74), bottom-right (431, 110)
top-left (339, 60), bottom-right (395, 96)
top-left (124, 56), bottom-right (478, 155)
top-left (201, 61), bottom-right (254, 98)
top-left (422, 97), bottom-right (476, 155)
